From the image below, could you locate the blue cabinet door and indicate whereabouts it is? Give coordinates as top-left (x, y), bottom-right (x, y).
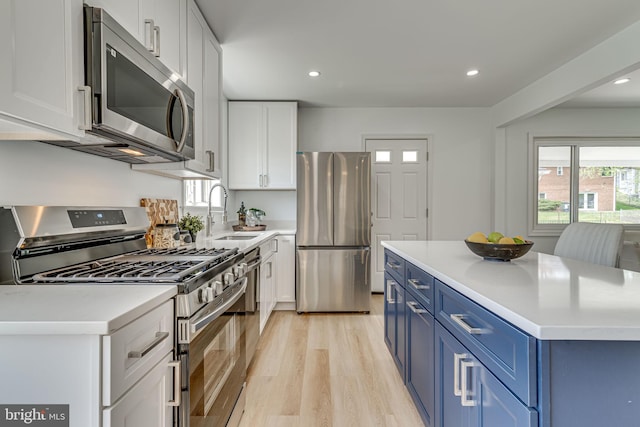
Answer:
top-left (475, 362), bottom-right (538, 427)
top-left (436, 323), bottom-right (537, 427)
top-left (384, 272), bottom-right (405, 378)
top-left (384, 272), bottom-right (396, 352)
top-left (406, 290), bottom-right (435, 427)
top-left (435, 322), bottom-right (474, 427)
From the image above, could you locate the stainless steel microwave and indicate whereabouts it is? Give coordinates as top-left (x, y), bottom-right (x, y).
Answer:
top-left (75, 5), bottom-right (195, 163)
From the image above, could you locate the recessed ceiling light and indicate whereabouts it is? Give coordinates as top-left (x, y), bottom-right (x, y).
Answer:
top-left (614, 78), bottom-right (630, 85)
top-left (466, 69), bottom-right (479, 77)
top-left (308, 71), bottom-right (321, 77)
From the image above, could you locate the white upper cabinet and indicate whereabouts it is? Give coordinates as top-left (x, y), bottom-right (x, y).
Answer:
top-left (228, 102), bottom-right (298, 190)
top-left (0, 0), bottom-right (85, 139)
top-left (131, 0), bottom-right (222, 179)
top-left (89, 0), bottom-right (186, 78)
top-left (187, 0), bottom-right (221, 175)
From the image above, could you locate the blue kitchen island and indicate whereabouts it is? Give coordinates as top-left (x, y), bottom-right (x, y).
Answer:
top-left (382, 240), bottom-right (640, 427)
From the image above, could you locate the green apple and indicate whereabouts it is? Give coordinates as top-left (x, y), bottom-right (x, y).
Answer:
top-left (487, 231), bottom-right (504, 243)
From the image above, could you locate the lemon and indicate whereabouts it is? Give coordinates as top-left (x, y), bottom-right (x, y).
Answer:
top-left (487, 231), bottom-right (504, 243)
top-left (498, 236), bottom-right (515, 244)
top-left (467, 232), bottom-right (488, 243)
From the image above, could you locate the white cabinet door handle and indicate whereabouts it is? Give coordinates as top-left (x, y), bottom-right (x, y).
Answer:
top-left (168, 360), bottom-right (181, 407)
top-left (144, 19), bottom-right (155, 52)
top-left (127, 331), bottom-right (169, 359)
top-left (153, 25), bottom-right (160, 57)
top-left (78, 86), bottom-right (92, 130)
top-left (206, 150), bottom-right (215, 172)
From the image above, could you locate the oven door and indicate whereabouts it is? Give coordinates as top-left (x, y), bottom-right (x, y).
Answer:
top-left (178, 278), bottom-right (247, 427)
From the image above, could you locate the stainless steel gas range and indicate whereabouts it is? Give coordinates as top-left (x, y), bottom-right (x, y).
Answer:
top-left (0, 206), bottom-right (249, 427)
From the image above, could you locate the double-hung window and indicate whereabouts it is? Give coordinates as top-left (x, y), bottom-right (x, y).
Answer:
top-left (530, 137), bottom-right (640, 235)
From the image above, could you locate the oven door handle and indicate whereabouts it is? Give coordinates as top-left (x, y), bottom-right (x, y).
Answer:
top-left (190, 277), bottom-right (248, 334)
top-left (241, 258), bottom-right (261, 273)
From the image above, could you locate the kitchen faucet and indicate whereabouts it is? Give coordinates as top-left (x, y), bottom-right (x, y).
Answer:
top-left (206, 183), bottom-right (229, 237)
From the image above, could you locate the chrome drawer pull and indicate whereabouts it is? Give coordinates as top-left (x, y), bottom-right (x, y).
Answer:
top-left (168, 360), bottom-right (181, 407)
top-left (408, 278), bottom-right (430, 290)
top-left (128, 331), bottom-right (170, 359)
top-left (386, 261), bottom-right (401, 270)
top-left (450, 314), bottom-right (485, 334)
top-left (386, 280), bottom-right (396, 303)
top-left (453, 352), bottom-right (468, 397)
top-left (407, 301), bottom-right (427, 314)
top-left (460, 359), bottom-right (477, 407)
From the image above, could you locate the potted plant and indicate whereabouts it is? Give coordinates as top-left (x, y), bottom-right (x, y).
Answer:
top-left (179, 212), bottom-right (204, 241)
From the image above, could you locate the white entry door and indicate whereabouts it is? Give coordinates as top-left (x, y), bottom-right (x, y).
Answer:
top-left (365, 139), bottom-right (428, 292)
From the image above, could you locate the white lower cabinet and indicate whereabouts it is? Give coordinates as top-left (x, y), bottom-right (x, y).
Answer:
top-left (0, 298), bottom-right (178, 427)
top-left (103, 352), bottom-right (176, 427)
top-left (275, 234), bottom-right (296, 309)
top-left (259, 237), bottom-right (278, 333)
top-left (102, 299), bottom-right (179, 427)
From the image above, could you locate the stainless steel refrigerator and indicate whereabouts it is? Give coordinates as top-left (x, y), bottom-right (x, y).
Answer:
top-left (296, 152), bottom-right (371, 312)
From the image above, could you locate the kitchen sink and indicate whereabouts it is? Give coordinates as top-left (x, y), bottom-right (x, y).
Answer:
top-left (215, 235), bottom-right (257, 241)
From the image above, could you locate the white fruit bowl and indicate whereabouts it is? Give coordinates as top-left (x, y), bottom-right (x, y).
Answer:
top-left (464, 240), bottom-right (534, 261)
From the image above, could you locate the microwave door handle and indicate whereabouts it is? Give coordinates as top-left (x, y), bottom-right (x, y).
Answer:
top-left (174, 88), bottom-right (189, 153)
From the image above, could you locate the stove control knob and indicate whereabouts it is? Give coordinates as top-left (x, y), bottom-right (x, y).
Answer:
top-left (233, 265), bottom-right (244, 276)
top-left (224, 272), bottom-right (235, 285)
top-left (199, 287), bottom-right (214, 303)
top-left (213, 280), bottom-right (224, 296)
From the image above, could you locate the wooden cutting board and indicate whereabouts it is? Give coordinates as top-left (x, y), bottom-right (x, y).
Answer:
top-left (140, 198), bottom-right (179, 247)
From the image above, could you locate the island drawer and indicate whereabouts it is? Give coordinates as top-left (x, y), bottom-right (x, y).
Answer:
top-left (435, 281), bottom-right (537, 406)
top-left (102, 299), bottom-right (174, 406)
top-left (384, 249), bottom-right (405, 283)
top-left (405, 262), bottom-right (434, 314)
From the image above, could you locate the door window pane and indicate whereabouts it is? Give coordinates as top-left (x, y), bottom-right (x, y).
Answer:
top-left (578, 146), bottom-right (640, 224)
top-left (537, 146), bottom-right (571, 224)
top-left (375, 151), bottom-right (391, 163)
top-left (402, 150), bottom-right (418, 162)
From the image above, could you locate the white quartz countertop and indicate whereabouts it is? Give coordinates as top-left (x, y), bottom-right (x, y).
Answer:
top-left (0, 285), bottom-right (176, 335)
top-left (382, 240), bottom-right (640, 341)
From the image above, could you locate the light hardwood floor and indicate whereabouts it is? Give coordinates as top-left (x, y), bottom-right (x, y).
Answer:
top-left (239, 294), bottom-right (424, 427)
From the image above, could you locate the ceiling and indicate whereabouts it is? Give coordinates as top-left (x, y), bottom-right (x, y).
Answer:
top-left (195, 0), bottom-right (640, 108)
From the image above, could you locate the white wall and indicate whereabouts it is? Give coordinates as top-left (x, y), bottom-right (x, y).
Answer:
top-left (0, 140), bottom-right (182, 206)
top-left (228, 107), bottom-right (495, 239)
top-left (498, 107), bottom-right (640, 254)
top-left (297, 107), bottom-right (494, 239)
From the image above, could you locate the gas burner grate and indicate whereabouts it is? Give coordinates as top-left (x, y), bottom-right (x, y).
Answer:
top-left (30, 245), bottom-right (241, 285)
top-left (33, 258), bottom-right (209, 282)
